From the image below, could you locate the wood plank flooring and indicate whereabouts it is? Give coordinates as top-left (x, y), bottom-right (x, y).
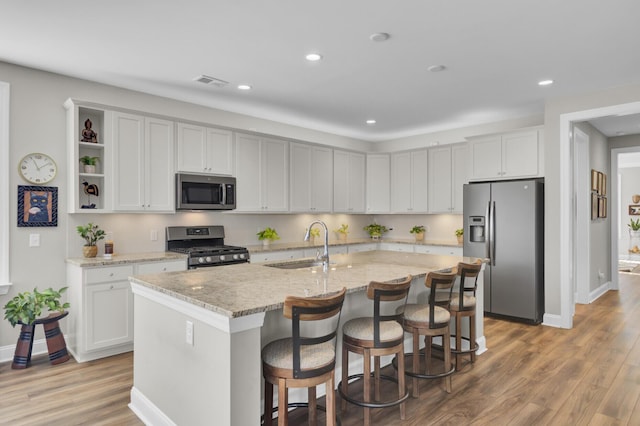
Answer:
top-left (2, 272), bottom-right (640, 425)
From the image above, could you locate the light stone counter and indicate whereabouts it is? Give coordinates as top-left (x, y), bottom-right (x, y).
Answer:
top-left (129, 251), bottom-right (474, 318)
top-left (245, 238), bottom-right (461, 253)
top-left (66, 251), bottom-right (186, 267)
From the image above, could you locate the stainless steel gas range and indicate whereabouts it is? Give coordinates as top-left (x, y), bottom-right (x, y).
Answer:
top-left (166, 225), bottom-right (250, 269)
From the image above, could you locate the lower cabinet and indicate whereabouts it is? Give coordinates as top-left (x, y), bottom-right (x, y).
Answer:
top-left (67, 258), bottom-right (186, 362)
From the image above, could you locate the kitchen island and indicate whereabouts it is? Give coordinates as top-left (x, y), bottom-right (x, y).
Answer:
top-left (128, 250), bottom-right (483, 426)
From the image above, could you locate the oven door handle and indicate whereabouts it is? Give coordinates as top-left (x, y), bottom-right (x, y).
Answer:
top-left (221, 184), bottom-right (227, 205)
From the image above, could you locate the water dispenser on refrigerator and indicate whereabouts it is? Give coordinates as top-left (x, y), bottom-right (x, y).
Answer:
top-left (469, 216), bottom-right (485, 242)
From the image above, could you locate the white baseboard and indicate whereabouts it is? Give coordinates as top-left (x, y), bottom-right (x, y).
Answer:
top-left (543, 313), bottom-right (569, 329)
top-left (129, 386), bottom-right (176, 426)
top-left (590, 281), bottom-right (611, 303)
top-left (0, 337), bottom-right (48, 364)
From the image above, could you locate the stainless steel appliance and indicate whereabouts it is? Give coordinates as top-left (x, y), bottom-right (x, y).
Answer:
top-left (176, 173), bottom-right (236, 210)
top-left (463, 179), bottom-right (544, 323)
top-left (166, 225), bottom-right (249, 269)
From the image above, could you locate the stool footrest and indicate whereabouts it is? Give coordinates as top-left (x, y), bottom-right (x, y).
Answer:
top-left (338, 373), bottom-right (409, 409)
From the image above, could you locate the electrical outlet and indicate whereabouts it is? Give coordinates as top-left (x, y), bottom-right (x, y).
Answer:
top-left (150, 229), bottom-right (158, 241)
top-left (29, 233), bottom-right (40, 247)
top-left (185, 320), bottom-right (194, 345)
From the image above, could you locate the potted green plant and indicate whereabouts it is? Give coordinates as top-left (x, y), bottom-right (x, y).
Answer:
top-left (77, 222), bottom-right (106, 258)
top-left (257, 227), bottom-right (280, 247)
top-left (455, 228), bottom-right (464, 244)
top-left (629, 218), bottom-right (640, 231)
top-left (4, 287), bottom-right (70, 327)
top-left (79, 155), bottom-right (99, 174)
top-left (306, 227), bottom-right (321, 244)
top-left (363, 223), bottom-right (389, 240)
top-left (410, 225), bottom-right (426, 242)
top-left (335, 224), bottom-right (349, 241)
top-left (629, 219), bottom-right (640, 254)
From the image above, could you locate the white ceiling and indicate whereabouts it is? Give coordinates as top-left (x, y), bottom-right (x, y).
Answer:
top-left (2, 0), bottom-right (640, 142)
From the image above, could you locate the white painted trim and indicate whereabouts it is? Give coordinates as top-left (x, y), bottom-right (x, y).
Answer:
top-left (559, 101), bottom-right (640, 329)
top-left (0, 338), bottom-right (48, 364)
top-left (129, 386), bottom-right (177, 426)
top-left (130, 282), bottom-right (266, 333)
top-left (573, 126), bottom-right (590, 304)
top-left (0, 81), bottom-right (11, 295)
top-left (589, 281), bottom-right (611, 303)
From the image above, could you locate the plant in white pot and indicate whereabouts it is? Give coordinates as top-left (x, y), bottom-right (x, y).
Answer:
top-left (79, 155), bottom-right (99, 174)
top-left (335, 224), bottom-right (349, 241)
top-left (410, 225), bottom-right (426, 242)
top-left (77, 222), bottom-right (106, 258)
top-left (455, 228), bottom-right (464, 244)
top-left (257, 227), bottom-right (280, 247)
top-left (363, 223), bottom-right (389, 240)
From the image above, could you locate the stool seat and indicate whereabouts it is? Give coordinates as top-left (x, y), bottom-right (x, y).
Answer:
top-left (263, 339), bottom-right (335, 373)
top-left (402, 304), bottom-right (450, 324)
top-left (449, 295), bottom-right (476, 311)
top-left (342, 317), bottom-right (404, 344)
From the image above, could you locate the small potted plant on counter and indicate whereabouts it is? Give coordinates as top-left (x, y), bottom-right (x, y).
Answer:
top-left (257, 227), bottom-right (280, 247)
top-left (79, 155), bottom-right (99, 174)
top-left (410, 225), bottom-right (426, 242)
top-left (455, 228), bottom-right (464, 244)
top-left (77, 222), bottom-right (106, 258)
top-left (364, 223), bottom-right (389, 240)
top-left (306, 227), bottom-right (321, 244)
top-left (335, 224), bottom-right (349, 241)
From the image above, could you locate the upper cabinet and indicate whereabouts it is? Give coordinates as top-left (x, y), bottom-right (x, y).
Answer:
top-left (176, 123), bottom-right (234, 175)
top-left (468, 128), bottom-right (543, 181)
top-left (366, 154), bottom-right (391, 213)
top-left (235, 133), bottom-right (289, 212)
top-left (428, 144), bottom-right (468, 213)
top-left (333, 150), bottom-right (365, 213)
top-left (112, 112), bottom-right (175, 212)
top-left (65, 100), bottom-right (110, 213)
top-left (289, 142), bottom-right (333, 212)
top-left (391, 149), bottom-right (428, 213)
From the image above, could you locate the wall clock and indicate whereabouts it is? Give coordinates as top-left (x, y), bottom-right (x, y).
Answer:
top-left (19, 152), bottom-right (58, 184)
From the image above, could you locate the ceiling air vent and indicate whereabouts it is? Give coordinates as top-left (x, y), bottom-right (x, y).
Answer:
top-left (193, 75), bottom-right (229, 88)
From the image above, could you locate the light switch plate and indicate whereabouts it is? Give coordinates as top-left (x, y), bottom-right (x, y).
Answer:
top-left (29, 233), bottom-right (40, 247)
top-left (185, 320), bottom-right (194, 345)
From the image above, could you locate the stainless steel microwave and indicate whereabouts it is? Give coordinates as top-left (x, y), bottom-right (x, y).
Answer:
top-left (176, 173), bottom-right (236, 210)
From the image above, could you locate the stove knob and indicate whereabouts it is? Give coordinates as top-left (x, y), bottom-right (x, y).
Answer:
top-left (219, 255), bottom-right (226, 261)
top-left (198, 257), bottom-right (205, 264)
top-left (233, 254), bottom-right (239, 260)
top-left (239, 253), bottom-right (246, 259)
top-left (205, 257), bottom-right (212, 263)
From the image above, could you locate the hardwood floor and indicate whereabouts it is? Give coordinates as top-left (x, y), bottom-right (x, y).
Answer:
top-left (3, 273), bottom-right (640, 425)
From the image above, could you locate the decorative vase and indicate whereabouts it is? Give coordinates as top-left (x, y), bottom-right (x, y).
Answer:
top-left (457, 235), bottom-right (464, 244)
top-left (414, 232), bottom-right (425, 242)
top-left (633, 194), bottom-right (640, 204)
top-left (339, 233), bottom-right (347, 242)
top-left (370, 234), bottom-right (381, 240)
top-left (83, 164), bottom-right (96, 174)
top-left (83, 245), bottom-right (98, 258)
top-left (629, 230), bottom-right (640, 254)
top-left (262, 240), bottom-right (270, 248)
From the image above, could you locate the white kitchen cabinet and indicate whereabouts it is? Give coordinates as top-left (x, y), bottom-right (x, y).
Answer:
top-left (65, 99), bottom-right (111, 213)
top-left (176, 123), bottom-right (234, 175)
top-left (428, 143), bottom-right (468, 213)
top-left (289, 142), bottom-right (333, 212)
top-left (333, 150), bottom-right (365, 213)
top-left (414, 245), bottom-right (462, 256)
top-left (112, 112), bottom-right (175, 212)
top-left (249, 250), bottom-right (305, 263)
top-left (348, 243), bottom-right (378, 253)
top-left (67, 258), bottom-right (187, 362)
top-left (468, 128), bottom-right (542, 181)
top-left (391, 149), bottom-right (428, 213)
top-left (378, 242), bottom-right (414, 253)
top-left (366, 154), bottom-right (391, 213)
top-left (235, 133), bottom-right (289, 212)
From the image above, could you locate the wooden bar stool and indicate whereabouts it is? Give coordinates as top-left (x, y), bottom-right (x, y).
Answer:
top-left (338, 276), bottom-right (412, 426)
top-left (450, 260), bottom-right (483, 371)
top-left (262, 287), bottom-right (347, 426)
top-left (401, 270), bottom-right (457, 397)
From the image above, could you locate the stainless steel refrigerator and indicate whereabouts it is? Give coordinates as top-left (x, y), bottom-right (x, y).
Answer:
top-left (463, 179), bottom-right (544, 323)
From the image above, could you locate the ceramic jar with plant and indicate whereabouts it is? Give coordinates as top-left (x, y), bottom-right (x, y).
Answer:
top-left (455, 228), bottom-right (464, 244)
top-left (257, 227), bottom-right (280, 247)
top-left (629, 219), bottom-right (640, 253)
top-left (306, 227), bottom-right (321, 244)
top-left (410, 225), bottom-right (426, 242)
top-left (363, 223), bottom-right (389, 240)
top-left (335, 224), bottom-right (349, 241)
top-left (79, 155), bottom-right (99, 174)
top-left (77, 222), bottom-right (106, 258)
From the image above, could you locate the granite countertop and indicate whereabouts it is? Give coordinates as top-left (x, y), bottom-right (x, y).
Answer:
top-left (66, 251), bottom-right (187, 267)
top-left (130, 250), bottom-right (475, 318)
top-left (245, 238), bottom-right (462, 253)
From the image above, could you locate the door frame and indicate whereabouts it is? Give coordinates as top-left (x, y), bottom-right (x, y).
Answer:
top-left (573, 126), bottom-right (590, 304)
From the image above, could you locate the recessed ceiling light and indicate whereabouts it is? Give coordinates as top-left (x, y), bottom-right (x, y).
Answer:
top-left (305, 53), bottom-right (322, 62)
top-left (427, 65), bottom-right (446, 73)
top-left (538, 79), bottom-right (554, 86)
top-left (369, 33), bottom-right (390, 42)
top-left (366, 119), bottom-right (376, 125)
top-left (237, 84), bottom-right (252, 90)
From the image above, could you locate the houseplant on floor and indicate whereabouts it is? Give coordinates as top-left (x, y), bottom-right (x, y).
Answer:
top-left (4, 287), bottom-right (70, 368)
top-left (77, 222), bottom-right (106, 258)
top-left (410, 225), bottom-right (426, 242)
top-left (629, 218), bottom-right (640, 253)
top-left (257, 227), bottom-right (280, 247)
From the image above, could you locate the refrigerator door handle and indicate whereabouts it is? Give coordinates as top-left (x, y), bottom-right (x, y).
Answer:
top-left (489, 201), bottom-right (496, 266)
top-left (485, 201), bottom-right (491, 260)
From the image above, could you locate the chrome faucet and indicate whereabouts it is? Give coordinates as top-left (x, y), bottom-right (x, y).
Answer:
top-left (304, 220), bottom-right (329, 272)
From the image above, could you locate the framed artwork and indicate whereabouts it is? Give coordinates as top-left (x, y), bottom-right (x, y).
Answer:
top-left (591, 170), bottom-right (599, 192)
top-left (592, 193), bottom-right (599, 220)
top-left (17, 185), bottom-right (58, 227)
top-left (598, 196), bottom-right (607, 218)
top-left (630, 205), bottom-right (640, 216)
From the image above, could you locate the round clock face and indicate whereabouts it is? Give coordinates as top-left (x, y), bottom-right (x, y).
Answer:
top-left (19, 153), bottom-right (58, 184)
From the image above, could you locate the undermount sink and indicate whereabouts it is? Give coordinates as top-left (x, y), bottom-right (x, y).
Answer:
top-left (264, 259), bottom-right (325, 269)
